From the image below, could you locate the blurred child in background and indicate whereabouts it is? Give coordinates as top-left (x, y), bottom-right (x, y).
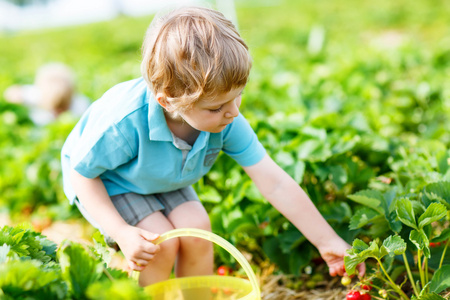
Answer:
top-left (4, 62), bottom-right (90, 126)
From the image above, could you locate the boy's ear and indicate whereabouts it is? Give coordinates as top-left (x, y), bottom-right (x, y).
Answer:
top-left (155, 93), bottom-right (175, 112)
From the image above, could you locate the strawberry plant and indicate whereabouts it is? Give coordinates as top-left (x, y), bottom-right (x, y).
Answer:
top-left (0, 225), bottom-right (146, 299)
top-left (344, 181), bottom-right (450, 299)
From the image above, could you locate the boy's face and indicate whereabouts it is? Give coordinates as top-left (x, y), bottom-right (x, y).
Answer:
top-left (179, 87), bottom-right (244, 133)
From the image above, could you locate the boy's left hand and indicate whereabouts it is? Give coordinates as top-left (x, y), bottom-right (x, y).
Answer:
top-left (318, 238), bottom-right (365, 277)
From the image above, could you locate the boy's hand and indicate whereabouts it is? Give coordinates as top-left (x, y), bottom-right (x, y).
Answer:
top-left (113, 225), bottom-right (160, 271)
top-left (318, 238), bottom-right (365, 278)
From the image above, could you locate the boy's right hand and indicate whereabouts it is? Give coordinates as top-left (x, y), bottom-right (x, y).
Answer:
top-left (113, 225), bottom-right (160, 271)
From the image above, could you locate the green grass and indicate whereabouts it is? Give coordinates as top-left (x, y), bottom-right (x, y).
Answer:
top-left (1, 0), bottom-right (449, 101)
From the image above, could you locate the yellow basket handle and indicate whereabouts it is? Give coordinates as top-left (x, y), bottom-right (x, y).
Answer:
top-left (132, 228), bottom-right (260, 300)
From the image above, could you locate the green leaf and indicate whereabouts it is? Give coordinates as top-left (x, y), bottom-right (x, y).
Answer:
top-left (87, 279), bottom-right (146, 300)
top-left (312, 164), bottom-right (331, 181)
top-left (423, 181), bottom-right (450, 205)
top-left (437, 151), bottom-right (450, 175)
top-left (349, 207), bottom-right (379, 230)
top-left (297, 139), bottom-right (332, 162)
top-left (369, 240), bottom-right (388, 259)
top-left (386, 210), bottom-right (403, 233)
top-left (384, 187), bottom-right (399, 213)
top-left (396, 198), bottom-right (418, 230)
top-left (352, 239), bottom-right (369, 253)
top-left (227, 215), bottom-right (259, 236)
top-left (382, 235), bottom-right (406, 256)
top-left (410, 230), bottom-right (431, 258)
top-left (289, 244), bottom-right (313, 276)
top-left (411, 200), bottom-right (426, 217)
top-left (344, 254), bottom-right (365, 276)
top-left (367, 217), bottom-right (391, 237)
top-left (331, 134), bottom-right (360, 156)
top-left (285, 160), bottom-right (306, 184)
top-left (321, 201), bottom-right (352, 224)
top-left (36, 235), bottom-right (58, 259)
top-left (300, 126), bottom-right (327, 141)
top-left (347, 190), bottom-right (384, 213)
top-left (0, 260), bottom-right (66, 299)
top-left (418, 293), bottom-right (446, 300)
top-left (292, 160), bottom-right (305, 183)
top-left (329, 165), bottom-right (348, 189)
top-left (274, 150), bottom-right (295, 167)
top-left (0, 226), bottom-right (28, 257)
top-left (199, 185), bottom-right (222, 203)
top-left (0, 225), bottom-right (56, 263)
top-left (382, 254), bottom-right (395, 274)
top-left (344, 239), bottom-right (370, 275)
top-left (278, 230), bottom-right (304, 254)
top-left (355, 239), bottom-right (388, 260)
top-left (429, 265), bottom-right (450, 293)
top-left (58, 241), bottom-right (104, 299)
top-left (418, 203), bottom-right (447, 229)
top-left (345, 238), bottom-right (391, 275)
top-left (263, 236), bottom-right (289, 273)
top-left (92, 232), bottom-right (112, 266)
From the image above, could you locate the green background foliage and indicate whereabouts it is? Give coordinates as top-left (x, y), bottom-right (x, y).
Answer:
top-left (1, 0), bottom-right (450, 290)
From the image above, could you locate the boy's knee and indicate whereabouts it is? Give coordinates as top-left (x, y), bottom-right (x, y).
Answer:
top-left (180, 234), bottom-right (213, 254)
top-left (190, 217), bottom-right (212, 249)
top-left (190, 213), bottom-right (212, 232)
top-left (160, 237), bottom-right (180, 258)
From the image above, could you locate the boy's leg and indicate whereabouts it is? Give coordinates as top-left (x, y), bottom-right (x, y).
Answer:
top-left (167, 201), bottom-right (214, 277)
top-left (135, 211), bottom-right (179, 286)
top-left (75, 193), bottom-right (178, 286)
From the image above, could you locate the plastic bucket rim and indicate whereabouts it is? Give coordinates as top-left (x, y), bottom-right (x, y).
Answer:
top-left (143, 228), bottom-right (261, 300)
top-left (144, 275), bottom-right (254, 298)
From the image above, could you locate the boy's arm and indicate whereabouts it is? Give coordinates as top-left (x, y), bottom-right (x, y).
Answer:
top-left (70, 169), bottom-right (160, 271)
top-left (242, 154), bottom-right (365, 277)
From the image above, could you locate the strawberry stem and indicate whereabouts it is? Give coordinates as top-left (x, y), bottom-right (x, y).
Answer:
top-left (439, 239), bottom-right (449, 269)
top-left (377, 258), bottom-right (410, 300)
top-left (402, 253), bottom-right (419, 297)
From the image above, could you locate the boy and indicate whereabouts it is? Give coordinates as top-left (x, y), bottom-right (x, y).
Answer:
top-left (61, 6), bottom-right (365, 286)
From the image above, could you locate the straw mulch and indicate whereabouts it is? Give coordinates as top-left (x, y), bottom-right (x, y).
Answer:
top-left (260, 274), bottom-right (347, 300)
top-left (257, 262), bottom-right (348, 300)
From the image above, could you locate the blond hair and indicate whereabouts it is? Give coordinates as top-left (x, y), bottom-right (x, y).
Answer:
top-left (141, 6), bottom-right (251, 112)
top-left (35, 63), bottom-right (75, 114)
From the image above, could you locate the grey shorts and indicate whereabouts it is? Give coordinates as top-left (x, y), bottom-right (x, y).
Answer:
top-left (75, 186), bottom-right (200, 246)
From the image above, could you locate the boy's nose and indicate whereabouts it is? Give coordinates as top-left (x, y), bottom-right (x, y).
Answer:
top-left (225, 99), bottom-right (240, 118)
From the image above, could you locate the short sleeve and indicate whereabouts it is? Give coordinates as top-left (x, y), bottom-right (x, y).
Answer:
top-left (222, 114), bottom-right (266, 167)
top-left (70, 124), bottom-right (134, 178)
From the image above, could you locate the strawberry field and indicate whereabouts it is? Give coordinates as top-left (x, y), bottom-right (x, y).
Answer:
top-left (1, 0), bottom-right (450, 299)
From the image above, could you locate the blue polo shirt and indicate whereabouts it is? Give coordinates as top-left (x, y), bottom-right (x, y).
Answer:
top-left (61, 77), bottom-right (266, 204)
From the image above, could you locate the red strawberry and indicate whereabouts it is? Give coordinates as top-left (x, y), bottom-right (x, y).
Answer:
top-left (360, 292), bottom-right (371, 300)
top-left (346, 290), bottom-right (361, 300)
top-left (217, 265), bottom-right (229, 276)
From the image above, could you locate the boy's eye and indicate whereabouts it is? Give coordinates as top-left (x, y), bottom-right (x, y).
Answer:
top-left (209, 106), bottom-right (223, 113)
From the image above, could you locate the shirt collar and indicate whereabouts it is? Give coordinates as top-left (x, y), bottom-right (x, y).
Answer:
top-left (147, 92), bottom-right (211, 148)
top-left (148, 93), bottom-right (173, 142)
